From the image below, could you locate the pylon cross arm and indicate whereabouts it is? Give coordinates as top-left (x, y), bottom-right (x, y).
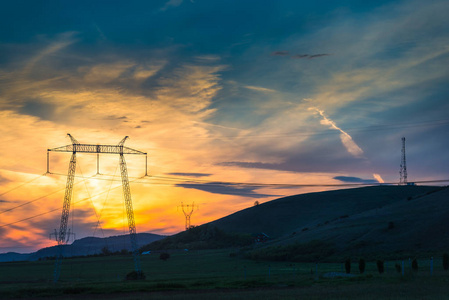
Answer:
top-left (48, 144), bottom-right (146, 155)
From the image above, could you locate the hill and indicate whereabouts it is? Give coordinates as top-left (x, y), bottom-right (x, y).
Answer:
top-left (143, 185), bottom-right (449, 259)
top-left (209, 185), bottom-right (441, 237)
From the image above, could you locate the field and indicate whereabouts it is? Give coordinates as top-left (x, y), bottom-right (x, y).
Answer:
top-left (1, 249), bottom-right (449, 299)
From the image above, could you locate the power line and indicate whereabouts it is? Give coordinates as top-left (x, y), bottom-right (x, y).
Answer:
top-left (7, 171), bottom-right (449, 193)
top-left (0, 173), bottom-right (46, 197)
top-left (2, 170), bottom-right (448, 217)
top-left (143, 119), bottom-right (449, 141)
top-left (149, 174), bottom-right (449, 188)
top-left (0, 186), bottom-right (67, 215)
top-left (0, 174), bottom-right (99, 215)
top-left (0, 178), bottom-right (140, 229)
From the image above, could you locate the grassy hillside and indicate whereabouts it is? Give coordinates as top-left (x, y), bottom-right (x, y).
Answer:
top-left (209, 186), bottom-right (441, 238)
top-left (142, 185), bottom-right (448, 260)
top-left (272, 185), bottom-right (449, 258)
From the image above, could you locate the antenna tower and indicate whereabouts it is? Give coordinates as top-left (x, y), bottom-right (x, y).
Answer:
top-left (399, 137), bottom-right (407, 185)
top-left (47, 134), bottom-right (147, 282)
top-left (179, 202), bottom-right (197, 230)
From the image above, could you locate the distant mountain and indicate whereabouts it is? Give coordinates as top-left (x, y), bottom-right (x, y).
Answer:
top-left (0, 252), bottom-right (32, 262)
top-left (0, 233), bottom-right (165, 262)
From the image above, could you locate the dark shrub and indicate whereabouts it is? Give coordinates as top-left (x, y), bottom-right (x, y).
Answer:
top-left (412, 258), bottom-right (418, 271)
top-left (101, 246), bottom-right (111, 256)
top-left (395, 263), bottom-right (402, 273)
top-left (388, 222), bottom-right (395, 230)
top-left (160, 252), bottom-right (170, 261)
top-left (359, 258), bottom-right (366, 274)
top-left (125, 270), bottom-right (145, 280)
top-left (345, 259), bottom-right (351, 274)
top-left (377, 260), bottom-right (384, 274)
top-left (443, 253), bottom-right (449, 270)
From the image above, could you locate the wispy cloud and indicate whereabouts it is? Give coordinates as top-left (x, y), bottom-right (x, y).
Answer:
top-left (291, 54), bottom-right (309, 59)
top-left (308, 54), bottom-right (331, 59)
top-left (167, 172), bottom-right (211, 177)
top-left (271, 51), bottom-right (289, 56)
top-left (244, 85), bottom-right (277, 93)
top-left (291, 53), bottom-right (331, 59)
top-left (310, 107), bottom-right (364, 158)
top-left (373, 173), bottom-right (385, 183)
top-left (333, 176), bottom-right (377, 184)
top-left (23, 32), bottom-right (78, 76)
top-left (176, 182), bottom-right (276, 198)
top-left (160, 0), bottom-right (183, 11)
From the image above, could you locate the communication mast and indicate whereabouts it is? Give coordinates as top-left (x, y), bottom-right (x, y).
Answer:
top-left (179, 202), bottom-right (197, 230)
top-left (47, 134), bottom-right (147, 282)
top-left (399, 137), bottom-right (407, 185)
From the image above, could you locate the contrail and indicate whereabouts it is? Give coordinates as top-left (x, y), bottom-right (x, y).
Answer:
top-left (310, 107), bottom-right (364, 158)
top-left (373, 173), bottom-right (385, 183)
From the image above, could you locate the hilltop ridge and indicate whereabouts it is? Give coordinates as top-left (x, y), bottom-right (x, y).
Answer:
top-left (143, 185), bottom-right (449, 259)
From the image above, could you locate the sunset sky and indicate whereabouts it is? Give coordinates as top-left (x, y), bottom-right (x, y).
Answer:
top-left (1, 0), bottom-right (448, 253)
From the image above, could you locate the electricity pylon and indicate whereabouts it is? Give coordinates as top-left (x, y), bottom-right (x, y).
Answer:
top-left (179, 202), bottom-right (197, 230)
top-left (47, 134), bottom-right (147, 282)
top-left (399, 137), bottom-right (407, 185)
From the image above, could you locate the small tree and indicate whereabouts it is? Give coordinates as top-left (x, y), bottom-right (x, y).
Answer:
top-left (345, 258), bottom-right (351, 274)
top-left (377, 260), bottom-right (384, 274)
top-left (412, 258), bottom-right (418, 271)
top-left (125, 270), bottom-right (146, 280)
top-left (358, 258), bottom-right (366, 274)
top-left (101, 246), bottom-right (111, 256)
top-left (443, 253), bottom-right (449, 270)
top-left (159, 252), bottom-right (170, 261)
top-left (388, 221), bottom-right (395, 230)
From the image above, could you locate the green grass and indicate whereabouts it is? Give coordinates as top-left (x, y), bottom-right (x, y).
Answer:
top-left (1, 250), bottom-right (449, 299)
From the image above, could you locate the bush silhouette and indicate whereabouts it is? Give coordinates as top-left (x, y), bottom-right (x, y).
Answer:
top-left (358, 258), bottom-right (366, 274)
top-left (412, 258), bottom-right (418, 271)
top-left (377, 260), bottom-right (384, 274)
top-left (159, 252), bottom-right (170, 261)
top-left (443, 253), bottom-right (449, 270)
top-left (388, 221), bottom-right (395, 230)
top-left (345, 259), bottom-right (351, 274)
top-left (101, 246), bottom-right (111, 256)
top-left (125, 270), bottom-right (145, 280)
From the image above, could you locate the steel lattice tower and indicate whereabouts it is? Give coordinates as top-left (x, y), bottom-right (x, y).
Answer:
top-left (399, 137), bottom-right (407, 185)
top-left (179, 202), bottom-right (196, 230)
top-left (47, 134), bottom-right (147, 282)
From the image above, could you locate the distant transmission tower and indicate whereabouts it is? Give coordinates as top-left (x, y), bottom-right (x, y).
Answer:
top-left (399, 137), bottom-right (407, 185)
top-left (179, 202), bottom-right (197, 230)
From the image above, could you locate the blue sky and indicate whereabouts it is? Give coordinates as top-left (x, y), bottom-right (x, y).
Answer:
top-left (0, 0), bottom-right (448, 252)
